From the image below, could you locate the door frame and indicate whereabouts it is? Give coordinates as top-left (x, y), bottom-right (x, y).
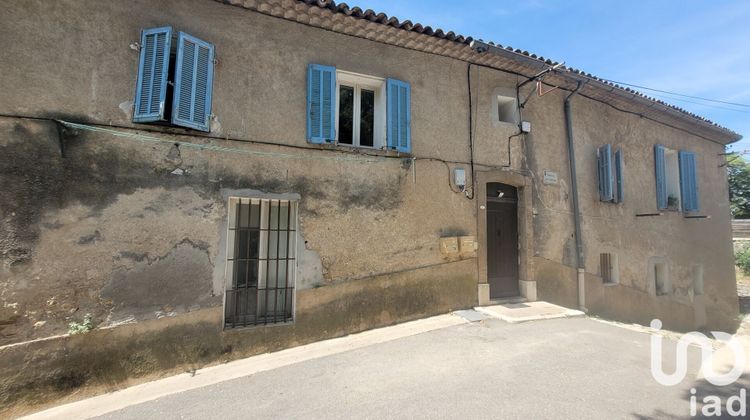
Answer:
top-left (476, 170), bottom-right (535, 304)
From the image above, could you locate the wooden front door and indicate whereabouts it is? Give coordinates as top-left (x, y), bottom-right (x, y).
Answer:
top-left (486, 183), bottom-right (519, 299)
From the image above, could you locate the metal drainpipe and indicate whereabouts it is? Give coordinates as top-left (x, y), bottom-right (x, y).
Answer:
top-left (564, 81), bottom-right (587, 311)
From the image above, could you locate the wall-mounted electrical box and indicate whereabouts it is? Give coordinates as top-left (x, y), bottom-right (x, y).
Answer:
top-left (520, 121), bottom-right (532, 133)
top-left (459, 236), bottom-right (477, 255)
top-left (439, 237), bottom-right (460, 255)
top-left (453, 168), bottom-right (466, 191)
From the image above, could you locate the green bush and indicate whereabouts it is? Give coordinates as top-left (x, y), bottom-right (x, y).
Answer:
top-left (68, 313), bottom-right (93, 335)
top-left (736, 245), bottom-right (750, 276)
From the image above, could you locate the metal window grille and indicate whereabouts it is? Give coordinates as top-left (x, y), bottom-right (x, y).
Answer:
top-left (600, 253), bottom-right (613, 284)
top-left (224, 198), bottom-right (296, 328)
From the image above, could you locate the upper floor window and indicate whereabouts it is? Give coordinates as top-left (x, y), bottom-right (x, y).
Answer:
top-left (132, 27), bottom-right (215, 132)
top-left (336, 71), bottom-right (386, 149)
top-left (654, 145), bottom-right (699, 212)
top-left (597, 144), bottom-right (624, 203)
top-left (306, 64), bottom-right (411, 153)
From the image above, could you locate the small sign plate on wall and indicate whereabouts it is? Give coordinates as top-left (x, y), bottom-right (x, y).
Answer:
top-left (543, 170), bottom-right (558, 185)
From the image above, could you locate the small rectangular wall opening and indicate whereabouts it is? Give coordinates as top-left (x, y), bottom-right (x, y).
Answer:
top-left (600, 253), bottom-right (619, 285)
top-left (654, 262), bottom-right (670, 296)
top-left (693, 265), bottom-right (704, 296)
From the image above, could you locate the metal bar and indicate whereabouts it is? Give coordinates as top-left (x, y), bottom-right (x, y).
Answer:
top-left (243, 199), bottom-right (251, 328)
top-left (254, 199), bottom-right (262, 326)
top-left (225, 199), bottom-right (299, 328)
top-left (228, 227), bottom-right (296, 232)
top-left (264, 200), bottom-right (271, 325)
top-left (283, 202), bottom-right (292, 321)
top-left (232, 199), bottom-right (241, 328)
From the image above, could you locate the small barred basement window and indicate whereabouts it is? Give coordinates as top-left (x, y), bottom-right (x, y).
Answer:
top-left (600, 253), bottom-right (619, 284)
top-left (224, 198), bottom-right (297, 328)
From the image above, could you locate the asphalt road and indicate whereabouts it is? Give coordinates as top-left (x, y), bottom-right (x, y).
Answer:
top-left (91, 315), bottom-right (743, 419)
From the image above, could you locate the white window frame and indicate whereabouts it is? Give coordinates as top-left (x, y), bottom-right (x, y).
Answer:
top-left (335, 70), bottom-right (387, 149)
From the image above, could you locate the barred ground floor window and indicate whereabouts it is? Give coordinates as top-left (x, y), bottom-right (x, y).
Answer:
top-left (224, 197), bottom-right (297, 328)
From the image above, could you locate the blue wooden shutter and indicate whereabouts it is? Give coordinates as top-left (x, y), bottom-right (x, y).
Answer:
top-left (306, 64), bottom-right (336, 143)
top-left (654, 145), bottom-right (667, 210)
top-left (614, 148), bottom-right (624, 203)
top-left (679, 150), bottom-right (699, 212)
top-left (172, 32), bottom-right (215, 132)
top-left (597, 144), bottom-right (613, 202)
top-left (386, 79), bottom-right (411, 153)
top-left (133, 27), bottom-right (172, 122)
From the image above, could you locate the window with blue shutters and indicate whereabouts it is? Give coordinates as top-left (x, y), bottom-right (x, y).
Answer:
top-left (133, 27), bottom-right (172, 122)
top-left (614, 148), bottom-right (624, 203)
top-left (655, 145), bottom-right (694, 212)
top-left (598, 144), bottom-right (624, 204)
top-left (679, 150), bottom-right (699, 212)
top-left (307, 64), bottom-right (336, 144)
top-left (598, 144), bottom-right (614, 202)
top-left (386, 79), bottom-right (411, 153)
top-left (172, 32), bottom-right (215, 132)
top-left (132, 28), bottom-right (215, 132)
top-left (654, 145), bottom-right (668, 210)
top-left (306, 66), bottom-right (409, 153)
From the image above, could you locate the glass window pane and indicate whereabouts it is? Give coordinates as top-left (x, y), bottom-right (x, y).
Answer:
top-left (235, 260), bottom-right (247, 288)
top-left (360, 88), bottom-right (374, 147)
top-left (268, 231), bottom-right (278, 259)
top-left (249, 201), bottom-right (260, 228)
top-left (260, 200), bottom-right (269, 230)
top-left (267, 260), bottom-right (278, 287)
top-left (239, 200), bottom-right (250, 228)
top-left (338, 85), bottom-right (354, 145)
top-left (279, 202), bottom-right (289, 230)
top-left (248, 230), bottom-right (259, 259)
top-left (269, 200), bottom-right (279, 230)
top-left (237, 230), bottom-right (249, 259)
top-left (277, 231), bottom-right (288, 259)
top-left (248, 260), bottom-right (258, 287)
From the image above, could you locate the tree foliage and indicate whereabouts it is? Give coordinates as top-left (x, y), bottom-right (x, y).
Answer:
top-left (728, 153), bottom-right (750, 219)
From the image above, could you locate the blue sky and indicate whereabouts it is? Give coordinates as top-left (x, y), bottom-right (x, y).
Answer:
top-left (353, 0), bottom-right (750, 150)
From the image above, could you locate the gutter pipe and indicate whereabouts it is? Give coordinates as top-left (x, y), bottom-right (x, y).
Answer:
top-left (565, 81), bottom-right (587, 311)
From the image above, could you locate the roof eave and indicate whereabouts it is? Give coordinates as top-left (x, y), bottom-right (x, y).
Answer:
top-left (469, 40), bottom-right (741, 145)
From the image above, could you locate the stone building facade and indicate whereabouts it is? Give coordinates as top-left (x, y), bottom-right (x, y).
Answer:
top-left (0, 0), bottom-right (741, 413)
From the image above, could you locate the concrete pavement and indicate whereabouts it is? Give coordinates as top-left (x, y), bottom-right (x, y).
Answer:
top-left (27, 305), bottom-right (747, 419)
top-left (97, 318), bottom-right (706, 419)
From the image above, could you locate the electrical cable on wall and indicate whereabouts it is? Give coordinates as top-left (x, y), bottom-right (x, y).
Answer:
top-left (56, 120), bottom-right (384, 163)
top-left (465, 63), bottom-right (476, 199)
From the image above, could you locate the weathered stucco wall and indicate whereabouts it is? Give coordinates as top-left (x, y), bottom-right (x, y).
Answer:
top-left (0, 0), bottom-right (740, 414)
top-left (521, 84), bottom-right (738, 330)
